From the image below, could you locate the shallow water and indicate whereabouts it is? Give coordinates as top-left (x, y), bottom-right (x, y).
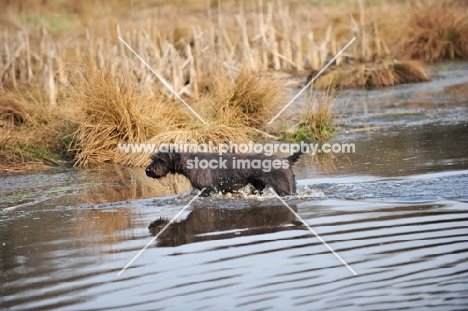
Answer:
top-left (1, 178), bottom-right (467, 310)
top-left (1, 64), bottom-right (468, 310)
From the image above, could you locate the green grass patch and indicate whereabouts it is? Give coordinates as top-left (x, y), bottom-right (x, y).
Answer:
top-left (20, 143), bottom-right (61, 165)
top-left (278, 122), bottom-right (334, 142)
top-left (7, 193), bottom-right (28, 202)
top-left (21, 14), bottom-right (79, 33)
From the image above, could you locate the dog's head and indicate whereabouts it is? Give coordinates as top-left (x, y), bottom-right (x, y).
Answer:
top-left (145, 152), bottom-right (176, 179)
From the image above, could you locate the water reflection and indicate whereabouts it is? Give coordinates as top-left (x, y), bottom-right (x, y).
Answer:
top-left (70, 165), bottom-right (191, 204)
top-left (0, 164), bottom-right (192, 209)
top-left (1, 191), bottom-right (467, 310)
top-left (72, 208), bottom-right (133, 246)
top-left (149, 205), bottom-right (301, 247)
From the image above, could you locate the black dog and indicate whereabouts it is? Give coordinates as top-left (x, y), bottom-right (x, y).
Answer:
top-left (145, 150), bottom-right (303, 196)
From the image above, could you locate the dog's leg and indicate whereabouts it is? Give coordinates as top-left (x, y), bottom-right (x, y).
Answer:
top-left (261, 173), bottom-right (295, 196)
top-left (198, 185), bottom-right (218, 197)
top-left (273, 178), bottom-right (296, 196)
top-left (271, 184), bottom-right (289, 196)
top-left (249, 178), bottom-right (266, 194)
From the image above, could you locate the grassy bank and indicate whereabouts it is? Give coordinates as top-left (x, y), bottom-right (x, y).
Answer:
top-left (0, 0), bottom-right (465, 169)
top-left (0, 90), bottom-right (78, 169)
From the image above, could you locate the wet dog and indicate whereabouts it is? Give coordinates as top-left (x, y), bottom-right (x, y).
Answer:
top-left (145, 150), bottom-right (303, 197)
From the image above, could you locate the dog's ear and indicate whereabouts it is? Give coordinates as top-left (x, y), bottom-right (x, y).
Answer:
top-left (157, 152), bottom-right (176, 169)
top-left (150, 152), bottom-right (159, 161)
top-left (149, 152), bottom-right (169, 163)
top-left (166, 152), bottom-right (174, 163)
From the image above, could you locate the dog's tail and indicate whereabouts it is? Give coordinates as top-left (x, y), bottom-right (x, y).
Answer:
top-left (286, 150), bottom-right (303, 164)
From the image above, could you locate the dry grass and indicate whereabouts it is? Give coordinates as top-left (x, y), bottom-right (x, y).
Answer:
top-left (1, 0), bottom-right (451, 169)
top-left (123, 70), bottom-right (284, 167)
top-left (277, 88), bottom-right (335, 142)
top-left (396, 1), bottom-right (468, 62)
top-left (0, 90), bottom-right (78, 166)
top-left (229, 71), bottom-right (283, 128)
top-left (71, 59), bottom-right (281, 167)
top-left (203, 69), bottom-right (284, 129)
top-left (70, 59), bottom-right (181, 167)
top-left (313, 59), bottom-right (430, 89)
top-left (0, 92), bottom-right (32, 126)
top-left (305, 0), bottom-right (431, 90)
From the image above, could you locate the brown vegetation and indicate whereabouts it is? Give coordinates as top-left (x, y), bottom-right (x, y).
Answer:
top-left (212, 70), bottom-right (283, 129)
top-left (396, 1), bottom-right (468, 62)
top-left (70, 59), bottom-right (282, 167)
top-left (0, 90), bottom-right (78, 167)
top-left (313, 59), bottom-right (430, 89)
top-left (70, 59), bottom-right (177, 167)
top-left (0, 0), bottom-right (453, 169)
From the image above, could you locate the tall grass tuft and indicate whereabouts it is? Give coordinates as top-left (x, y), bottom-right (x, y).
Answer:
top-left (313, 59), bottom-right (430, 89)
top-left (70, 59), bottom-right (179, 167)
top-left (0, 90), bottom-right (78, 166)
top-left (278, 88), bottom-right (335, 142)
top-left (225, 70), bottom-right (283, 128)
top-left (396, 1), bottom-right (468, 62)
